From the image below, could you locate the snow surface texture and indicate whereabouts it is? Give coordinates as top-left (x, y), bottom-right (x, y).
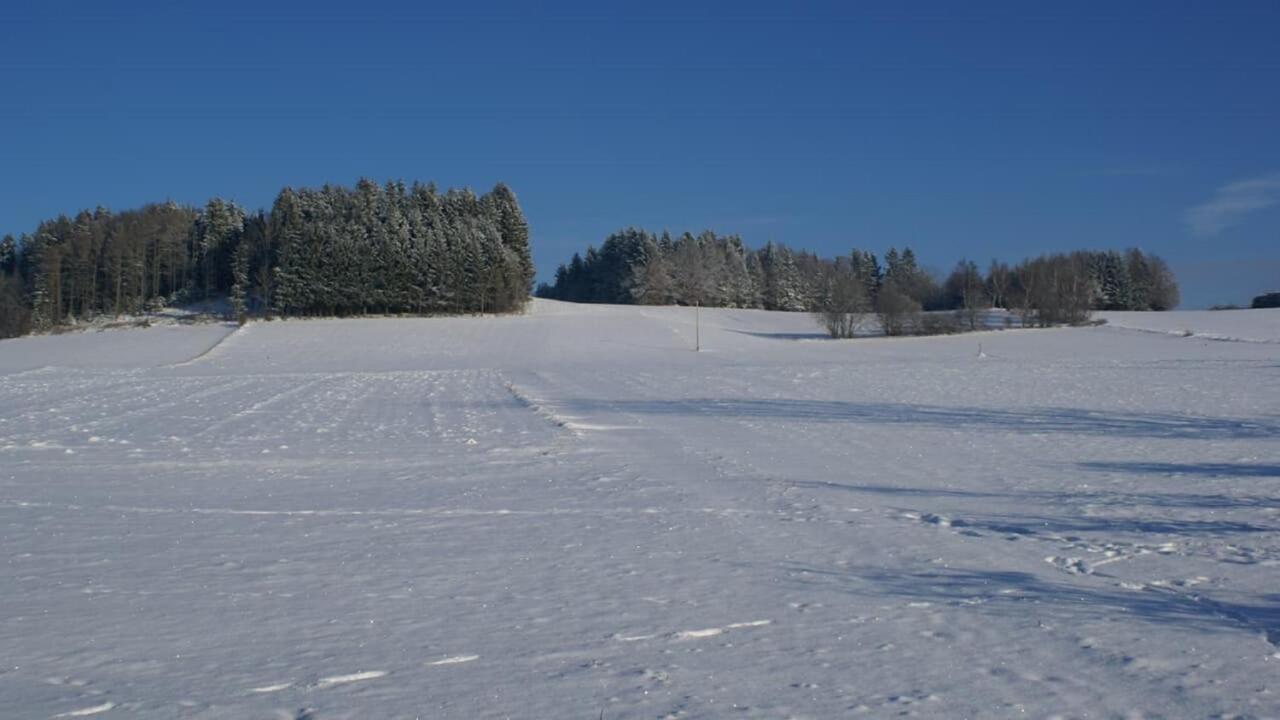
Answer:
top-left (1, 300), bottom-right (1277, 718)
top-left (1099, 308), bottom-right (1280, 344)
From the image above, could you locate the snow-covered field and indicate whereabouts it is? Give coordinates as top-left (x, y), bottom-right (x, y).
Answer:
top-left (1099, 308), bottom-right (1280, 344)
top-left (2, 301), bottom-right (1277, 719)
top-left (0, 323), bottom-right (236, 375)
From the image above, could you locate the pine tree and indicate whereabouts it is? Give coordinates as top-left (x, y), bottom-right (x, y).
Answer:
top-left (487, 182), bottom-right (534, 299)
top-left (1125, 248), bottom-right (1152, 311)
top-left (758, 242), bottom-right (806, 311)
top-left (633, 247), bottom-right (674, 304)
top-left (851, 250), bottom-right (882, 297)
top-left (883, 248), bottom-right (901, 280)
top-left (671, 233), bottom-right (711, 305)
top-left (743, 252), bottom-right (765, 308)
top-left (193, 198), bottom-right (245, 300)
top-left (269, 188), bottom-right (307, 316)
top-left (901, 247), bottom-right (919, 275)
top-left (0, 235), bottom-right (16, 277)
top-left (1, 177), bottom-right (537, 333)
top-left (230, 241), bottom-right (250, 325)
top-left (722, 236), bottom-right (755, 308)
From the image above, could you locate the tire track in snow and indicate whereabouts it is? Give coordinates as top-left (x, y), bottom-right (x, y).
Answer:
top-left (190, 375), bottom-right (334, 440)
top-left (92, 376), bottom-right (263, 433)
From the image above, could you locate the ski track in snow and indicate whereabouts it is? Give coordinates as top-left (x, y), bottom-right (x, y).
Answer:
top-left (1, 300), bottom-right (1277, 718)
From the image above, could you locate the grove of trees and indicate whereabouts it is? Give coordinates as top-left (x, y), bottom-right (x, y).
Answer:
top-left (0, 179), bottom-right (534, 338)
top-left (535, 229), bottom-right (1180, 336)
top-left (1252, 292), bottom-right (1280, 309)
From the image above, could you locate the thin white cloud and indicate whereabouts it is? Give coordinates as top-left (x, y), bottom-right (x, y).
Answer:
top-left (1186, 172), bottom-right (1280, 236)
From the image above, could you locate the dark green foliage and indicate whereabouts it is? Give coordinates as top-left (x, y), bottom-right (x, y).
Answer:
top-left (0, 274), bottom-right (29, 338)
top-left (487, 182), bottom-right (535, 296)
top-left (540, 232), bottom-right (1180, 332)
top-left (0, 234), bottom-right (19, 337)
top-left (1080, 248), bottom-right (1179, 312)
top-left (884, 246), bottom-right (944, 310)
top-left (0, 235), bottom-right (16, 277)
top-left (230, 241), bottom-right (250, 326)
top-left (849, 249), bottom-right (882, 297)
top-left (537, 231), bottom-right (820, 312)
top-left (1253, 292), bottom-right (1280, 309)
top-left (541, 235), bottom-right (946, 315)
top-left (193, 198), bottom-right (246, 300)
top-left (6, 203), bottom-right (198, 330)
top-left (267, 181), bottom-right (529, 317)
top-left (0, 178), bottom-right (534, 338)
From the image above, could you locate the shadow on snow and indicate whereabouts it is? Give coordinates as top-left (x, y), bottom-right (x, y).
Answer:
top-left (559, 397), bottom-right (1278, 440)
top-left (789, 480), bottom-right (1277, 530)
top-left (726, 329), bottom-right (834, 341)
top-left (1079, 461), bottom-right (1280, 478)
top-left (781, 563), bottom-right (1280, 649)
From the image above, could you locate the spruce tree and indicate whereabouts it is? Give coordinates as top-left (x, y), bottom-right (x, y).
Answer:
top-left (0, 235), bottom-right (16, 277)
top-left (488, 183), bottom-right (534, 297)
top-left (230, 241), bottom-right (250, 325)
top-left (269, 188), bottom-right (306, 316)
top-left (883, 248), bottom-right (901, 280)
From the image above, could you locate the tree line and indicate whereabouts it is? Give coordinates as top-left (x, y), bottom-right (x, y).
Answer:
top-left (0, 179), bottom-right (534, 338)
top-left (1253, 292), bottom-right (1280, 309)
top-left (534, 229), bottom-right (1179, 335)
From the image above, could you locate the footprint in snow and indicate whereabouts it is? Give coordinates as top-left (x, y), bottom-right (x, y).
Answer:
top-left (920, 513), bottom-right (951, 527)
top-left (1045, 556), bottom-right (1091, 574)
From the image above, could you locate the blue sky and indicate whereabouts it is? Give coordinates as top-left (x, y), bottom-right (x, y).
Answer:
top-left (2, 1), bottom-right (1277, 307)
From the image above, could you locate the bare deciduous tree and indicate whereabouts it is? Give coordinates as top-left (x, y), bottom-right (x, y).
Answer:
top-left (876, 280), bottom-right (921, 336)
top-left (946, 259), bottom-right (988, 330)
top-left (815, 268), bottom-right (871, 338)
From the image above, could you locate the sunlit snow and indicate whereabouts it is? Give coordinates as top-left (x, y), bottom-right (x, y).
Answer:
top-left (1, 301), bottom-right (1277, 717)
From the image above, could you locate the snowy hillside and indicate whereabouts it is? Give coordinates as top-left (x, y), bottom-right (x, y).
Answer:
top-left (0, 323), bottom-right (236, 375)
top-left (1, 302), bottom-right (1278, 718)
top-left (1099, 308), bottom-right (1280, 343)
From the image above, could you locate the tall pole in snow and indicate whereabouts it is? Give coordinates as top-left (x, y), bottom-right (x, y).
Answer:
top-left (695, 302), bottom-right (701, 352)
